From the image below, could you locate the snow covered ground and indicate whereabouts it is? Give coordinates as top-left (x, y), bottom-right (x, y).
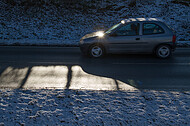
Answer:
top-left (0, 89), bottom-right (189, 125)
top-left (0, 0), bottom-right (189, 46)
top-left (177, 41), bottom-right (190, 48)
top-left (0, 1), bottom-right (190, 125)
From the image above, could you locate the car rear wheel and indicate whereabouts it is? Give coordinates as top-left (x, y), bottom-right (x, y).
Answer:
top-left (156, 45), bottom-right (171, 58)
top-left (89, 44), bottom-right (105, 58)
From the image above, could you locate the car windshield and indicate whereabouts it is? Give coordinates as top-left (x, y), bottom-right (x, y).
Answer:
top-left (105, 23), bottom-right (121, 34)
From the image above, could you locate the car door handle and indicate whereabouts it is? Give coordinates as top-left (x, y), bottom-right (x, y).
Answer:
top-left (136, 38), bottom-right (140, 40)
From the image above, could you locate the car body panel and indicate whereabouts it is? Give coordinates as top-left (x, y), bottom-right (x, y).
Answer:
top-left (105, 35), bottom-right (145, 53)
top-left (79, 18), bottom-right (176, 55)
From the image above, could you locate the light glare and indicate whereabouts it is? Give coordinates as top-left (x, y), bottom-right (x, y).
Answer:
top-left (121, 20), bottom-right (125, 24)
top-left (96, 31), bottom-right (104, 37)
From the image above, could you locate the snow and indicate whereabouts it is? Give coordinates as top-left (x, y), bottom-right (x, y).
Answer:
top-left (0, 0), bottom-right (189, 46)
top-left (0, 1), bottom-right (190, 125)
top-left (0, 39), bottom-right (77, 46)
top-left (0, 89), bottom-right (189, 125)
top-left (177, 41), bottom-right (190, 48)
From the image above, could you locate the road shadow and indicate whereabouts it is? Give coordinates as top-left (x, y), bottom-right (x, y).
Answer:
top-left (79, 54), bottom-right (190, 90)
top-left (0, 52), bottom-right (189, 90)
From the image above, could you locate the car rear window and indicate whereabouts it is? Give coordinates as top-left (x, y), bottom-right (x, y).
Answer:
top-left (143, 23), bottom-right (165, 35)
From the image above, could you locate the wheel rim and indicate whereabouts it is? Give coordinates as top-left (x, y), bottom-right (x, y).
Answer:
top-left (91, 46), bottom-right (102, 57)
top-left (158, 46), bottom-right (170, 58)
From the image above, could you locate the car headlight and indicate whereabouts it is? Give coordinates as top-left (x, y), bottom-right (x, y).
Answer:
top-left (96, 31), bottom-right (104, 37)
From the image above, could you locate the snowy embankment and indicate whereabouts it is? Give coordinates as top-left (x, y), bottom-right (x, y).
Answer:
top-left (177, 41), bottom-right (190, 48)
top-left (0, 39), bottom-right (190, 47)
top-left (0, 0), bottom-right (189, 46)
top-left (0, 89), bottom-right (189, 125)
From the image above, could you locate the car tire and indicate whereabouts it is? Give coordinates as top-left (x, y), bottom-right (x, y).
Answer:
top-left (89, 44), bottom-right (105, 58)
top-left (156, 45), bottom-right (171, 58)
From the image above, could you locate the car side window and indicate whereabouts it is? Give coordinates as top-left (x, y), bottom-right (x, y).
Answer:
top-left (115, 23), bottom-right (139, 36)
top-left (143, 23), bottom-right (164, 35)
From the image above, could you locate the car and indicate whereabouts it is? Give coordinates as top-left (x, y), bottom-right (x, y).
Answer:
top-left (79, 18), bottom-right (176, 58)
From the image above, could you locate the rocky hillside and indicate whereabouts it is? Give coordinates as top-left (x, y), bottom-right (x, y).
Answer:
top-left (0, 0), bottom-right (189, 45)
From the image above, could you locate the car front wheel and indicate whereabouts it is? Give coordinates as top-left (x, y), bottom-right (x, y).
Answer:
top-left (156, 45), bottom-right (171, 58)
top-left (89, 44), bottom-right (105, 58)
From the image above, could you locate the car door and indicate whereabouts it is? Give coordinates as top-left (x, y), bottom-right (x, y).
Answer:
top-left (141, 23), bottom-right (166, 53)
top-left (106, 22), bottom-right (143, 53)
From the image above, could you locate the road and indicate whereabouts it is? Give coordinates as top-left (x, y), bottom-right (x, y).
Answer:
top-left (0, 46), bottom-right (190, 90)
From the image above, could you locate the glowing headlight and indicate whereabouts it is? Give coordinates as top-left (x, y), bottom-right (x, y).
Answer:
top-left (96, 31), bottom-right (104, 37)
top-left (121, 20), bottom-right (125, 24)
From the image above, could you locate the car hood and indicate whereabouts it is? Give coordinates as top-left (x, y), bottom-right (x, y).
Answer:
top-left (81, 32), bottom-right (98, 40)
top-left (81, 31), bottom-right (106, 40)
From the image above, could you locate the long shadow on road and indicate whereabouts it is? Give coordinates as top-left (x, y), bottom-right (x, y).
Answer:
top-left (79, 54), bottom-right (190, 90)
top-left (0, 53), bottom-right (190, 90)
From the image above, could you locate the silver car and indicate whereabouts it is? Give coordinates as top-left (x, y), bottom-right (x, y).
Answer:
top-left (79, 18), bottom-right (176, 58)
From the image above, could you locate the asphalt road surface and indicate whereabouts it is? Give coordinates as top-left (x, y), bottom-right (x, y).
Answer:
top-left (0, 46), bottom-right (190, 90)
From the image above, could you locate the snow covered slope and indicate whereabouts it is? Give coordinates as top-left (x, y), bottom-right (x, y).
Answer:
top-left (0, 89), bottom-right (189, 125)
top-left (0, 0), bottom-right (189, 46)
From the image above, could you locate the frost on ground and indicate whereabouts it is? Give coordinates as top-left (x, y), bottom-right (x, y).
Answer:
top-left (0, 89), bottom-right (189, 126)
top-left (0, 0), bottom-right (189, 46)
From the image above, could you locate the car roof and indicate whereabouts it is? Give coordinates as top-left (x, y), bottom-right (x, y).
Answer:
top-left (121, 18), bottom-right (163, 24)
